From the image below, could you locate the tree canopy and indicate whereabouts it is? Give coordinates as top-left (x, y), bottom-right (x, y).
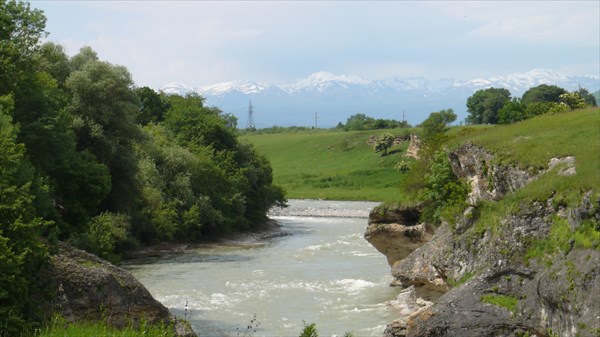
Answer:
top-left (0, 2), bottom-right (286, 333)
top-left (521, 84), bottom-right (567, 105)
top-left (466, 88), bottom-right (511, 125)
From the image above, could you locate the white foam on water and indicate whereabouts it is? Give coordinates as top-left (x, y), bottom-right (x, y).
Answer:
top-left (332, 279), bottom-right (378, 295)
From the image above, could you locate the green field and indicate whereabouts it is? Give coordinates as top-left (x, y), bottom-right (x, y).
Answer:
top-left (243, 108), bottom-right (599, 204)
top-left (242, 128), bottom-right (414, 202)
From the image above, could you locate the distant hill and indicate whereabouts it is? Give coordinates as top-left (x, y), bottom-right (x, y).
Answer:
top-left (162, 69), bottom-right (599, 128)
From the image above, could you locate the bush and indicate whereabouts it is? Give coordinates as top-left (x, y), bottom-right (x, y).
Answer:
top-left (79, 212), bottom-right (130, 263)
top-left (419, 150), bottom-right (469, 225)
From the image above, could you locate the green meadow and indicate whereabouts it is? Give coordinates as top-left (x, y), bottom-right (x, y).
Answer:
top-left (243, 108), bottom-right (599, 204)
top-left (242, 128), bottom-right (415, 203)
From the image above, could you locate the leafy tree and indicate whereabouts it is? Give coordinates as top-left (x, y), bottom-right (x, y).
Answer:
top-left (165, 93), bottom-right (236, 152)
top-left (419, 150), bottom-right (469, 225)
top-left (344, 113), bottom-right (374, 131)
top-left (339, 113), bottom-right (409, 131)
top-left (521, 84), bottom-right (566, 105)
top-left (466, 88), bottom-right (511, 124)
top-left (420, 108), bottom-right (456, 141)
top-left (66, 51), bottom-right (142, 214)
top-left (498, 98), bottom-right (527, 124)
top-left (135, 86), bottom-right (171, 125)
top-left (0, 0), bottom-right (47, 95)
top-left (576, 88), bottom-right (597, 107)
top-left (33, 42), bottom-right (71, 87)
top-left (69, 45), bottom-right (98, 71)
top-left (1, 3), bottom-right (110, 235)
top-left (0, 95), bottom-right (50, 335)
top-left (374, 132), bottom-right (395, 156)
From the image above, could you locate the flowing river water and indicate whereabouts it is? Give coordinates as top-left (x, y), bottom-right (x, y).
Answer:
top-left (124, 200), bottom-right (402, 336)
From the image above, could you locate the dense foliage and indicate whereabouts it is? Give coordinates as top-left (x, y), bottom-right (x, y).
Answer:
top-left (337, 113), bottom-right (410, 131)
top-left (0, 1), bottom-right (284, 333)
top-left (467, 84), bottom-right (597, 126)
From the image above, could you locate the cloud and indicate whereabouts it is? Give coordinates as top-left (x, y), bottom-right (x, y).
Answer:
top-left (33, 1), bottom-right (599, 88)
top-left (432, 1), bottom-right (599, 46)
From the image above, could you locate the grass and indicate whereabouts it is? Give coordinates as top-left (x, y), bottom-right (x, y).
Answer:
top-left (448, 107), bottom-right (600, 198)
top-left (447, 271), bottom-right (476, 287)
top-left (480, 294), bottom-right (519, 314)
top-left (244, 108), bottom-right (599, 206)
top-left (242, 128), bottom-right (414, 202)
top-left (453, 108), bottom-right (600, 248)
top-left (35, 316), bottom-right (175, 337)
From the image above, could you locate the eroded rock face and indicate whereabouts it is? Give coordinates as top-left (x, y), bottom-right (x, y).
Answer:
top-left (449, 143), bottom-right (534, 205)
top-left (405, 135), bottom-right (421, 159)
top-left (371, 144), bottom-right (600, 337)
top-left (47, 243), bottom-right (196, 336)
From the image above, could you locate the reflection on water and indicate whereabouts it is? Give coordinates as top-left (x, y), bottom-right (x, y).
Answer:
top-left (125, 205), bottom-right (401, 336)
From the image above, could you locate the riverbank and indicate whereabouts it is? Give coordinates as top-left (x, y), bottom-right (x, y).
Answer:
top-left (269, 199), bottom-right (380, 218)
top-left (125, 200), bottom-right (381, 261)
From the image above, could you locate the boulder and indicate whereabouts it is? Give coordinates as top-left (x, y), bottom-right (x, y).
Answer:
top-left (47, 243), bottom-right (196, 336)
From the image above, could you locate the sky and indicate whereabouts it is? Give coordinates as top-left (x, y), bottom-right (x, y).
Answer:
top-left (30, 1), bottom-right (600, 90)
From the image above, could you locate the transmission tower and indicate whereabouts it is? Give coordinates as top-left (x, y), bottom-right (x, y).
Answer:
top-left (246, 100), bottom-right (255, 129)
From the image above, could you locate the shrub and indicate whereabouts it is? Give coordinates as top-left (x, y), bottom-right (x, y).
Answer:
top-left (419, 150), bottom-right (469, 225)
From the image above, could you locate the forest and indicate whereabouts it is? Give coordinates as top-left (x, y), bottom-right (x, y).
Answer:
top-left (1, 1), bottom-right (284, 333)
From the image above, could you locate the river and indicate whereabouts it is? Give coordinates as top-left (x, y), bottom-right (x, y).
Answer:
top-left (124, 200), bottom-right (401, 336)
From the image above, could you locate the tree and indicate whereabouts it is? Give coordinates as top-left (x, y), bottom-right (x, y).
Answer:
top-left (0, 0), bottom-right (47, 94)
top-left (0, 95), bottom-right (50, 335)
top-left (66, 50), bottom-right (142, 214)
top-left (374, 132), bottom-right (395, 156)
top-left (466, 88), bottom-right (511, 124)
top-left (498, 98), bottom-right (527, 124)
top-left (164, 93), bottom-right (236, 152)
top-left (344, 113), bottom-right (374, 131)
top-left (419, 150), bottom-right (469, 225)
top-left (575, 88), bottom-right (597, 107)
top-left (134, 86), bottom-right (170, 125)
top-left (33, 42), bottom-right (71, 87)
top-left (420, 108), bottom-right (457, 140)
top-left (521, 84), bottom-right (566, 105)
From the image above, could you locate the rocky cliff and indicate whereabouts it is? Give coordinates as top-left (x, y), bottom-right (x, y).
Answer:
top-left (46, 243), bottom-right (196, 336)
top-left (366, 143), bottom-right (600, 337)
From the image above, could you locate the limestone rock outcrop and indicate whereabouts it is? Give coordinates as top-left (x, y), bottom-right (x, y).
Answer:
top-left (370, 144), bottom-right (600, 337)
top-left (365, 205), bottom-right (432, 266)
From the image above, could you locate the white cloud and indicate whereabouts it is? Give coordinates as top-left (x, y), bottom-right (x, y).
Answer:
top-left (33, 0), bottom-right (599, 88)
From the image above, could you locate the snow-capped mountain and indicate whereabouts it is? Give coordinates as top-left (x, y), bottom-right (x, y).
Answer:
top-left (160, 69), bottom-right (599, 128)
top-left (160, 82), bottom-right (196, 96)
top-left (282, 71), bottom-right (373, 94)
top-left (197, 80), bottom-right (282, 96)
top-left (453, 69), bottom-right (598, 94)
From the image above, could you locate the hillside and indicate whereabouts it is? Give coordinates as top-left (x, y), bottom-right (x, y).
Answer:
top-left (242, 128), bottom-right (416, 203)
top-left (364, 108), bottom-right (600, 337)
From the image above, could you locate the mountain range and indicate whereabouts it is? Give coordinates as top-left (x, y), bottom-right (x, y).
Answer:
top-left (160, 69), bottom-right (599, 128)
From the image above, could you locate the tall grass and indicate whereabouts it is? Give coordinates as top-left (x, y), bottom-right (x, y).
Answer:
top-left (36, 316), bottom-right (175, 337)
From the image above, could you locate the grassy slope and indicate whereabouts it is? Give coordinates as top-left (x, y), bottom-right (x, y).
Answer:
top-left (244, 108), bottom-right (599, 205)
top-left (449, 107), bottom-right (599, 199)
top-left (242, 128), bottom-right (413, 202)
